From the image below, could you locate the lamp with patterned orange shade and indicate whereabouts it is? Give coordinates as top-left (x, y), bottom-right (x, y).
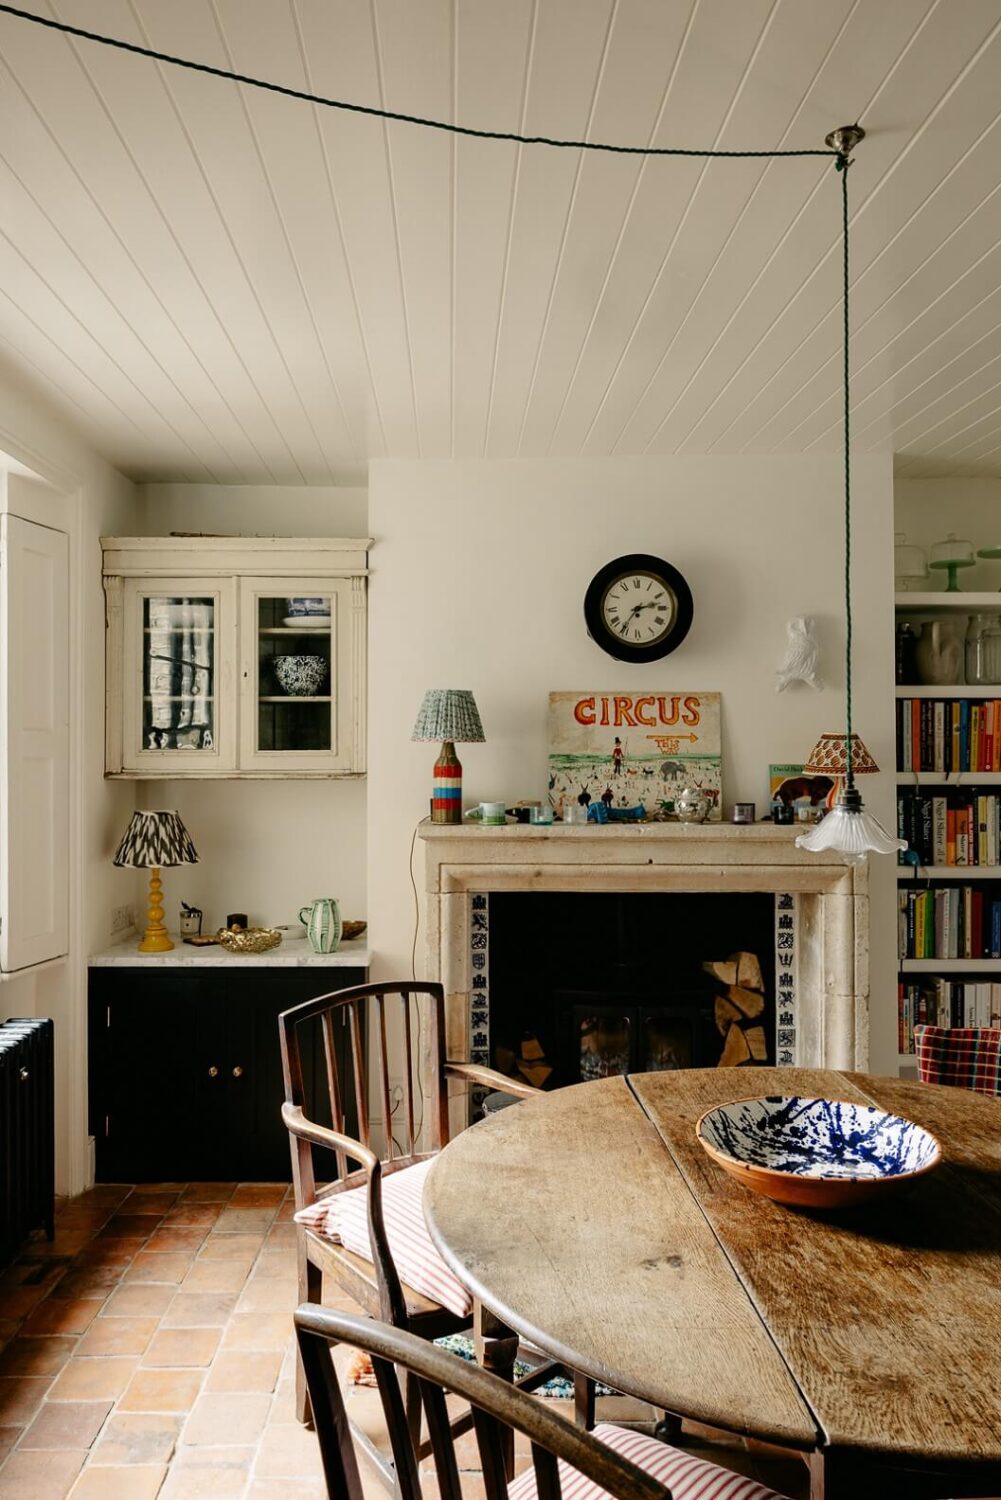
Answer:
top-left (411, 690), bottom-right (485, 824)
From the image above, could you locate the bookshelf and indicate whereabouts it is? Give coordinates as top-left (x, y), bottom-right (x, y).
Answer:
top-left (895, 590), bottom-right (1001, 1061)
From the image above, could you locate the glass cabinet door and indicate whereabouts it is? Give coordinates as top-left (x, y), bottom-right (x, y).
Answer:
top-left (121, 578), bottom-right (236, 772)
top-left (239, 580), bottom-right (341, 770)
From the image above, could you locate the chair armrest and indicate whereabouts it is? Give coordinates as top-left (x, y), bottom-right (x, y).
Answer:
top-left (281, 1103), bottom-right (379, 1176)
top-left (444, 1061), bottom-right (541, 1100)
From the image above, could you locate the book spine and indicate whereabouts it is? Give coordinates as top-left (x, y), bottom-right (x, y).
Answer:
top-left (933, 796), bottom-right (948, 865)
top-left (934, 700), bottom-right (945, 774)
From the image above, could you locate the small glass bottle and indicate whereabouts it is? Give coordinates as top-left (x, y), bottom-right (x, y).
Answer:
top-left (965, 613), bottom-right (1001, 685)
top-left (895, 621), bottom-right (917, 685)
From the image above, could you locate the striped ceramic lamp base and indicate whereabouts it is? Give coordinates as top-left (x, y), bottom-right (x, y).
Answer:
top-left (432, 740), bottom-right (463, 824)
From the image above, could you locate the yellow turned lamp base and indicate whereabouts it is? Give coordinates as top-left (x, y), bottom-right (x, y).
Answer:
top-left (137, 868), bottom-right (174, 953)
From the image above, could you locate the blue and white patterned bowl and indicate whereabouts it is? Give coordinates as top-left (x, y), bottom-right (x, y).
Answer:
top-left (696, 1095), bottom-right (942, 1209)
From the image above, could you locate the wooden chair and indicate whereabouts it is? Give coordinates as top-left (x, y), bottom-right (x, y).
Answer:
top-left (294, 1303), bottom-right (793, 1500)
top-left (279, 980), bottom-right (555, 1483)
top-left (914, 1024), bottom-right (1001, 1095)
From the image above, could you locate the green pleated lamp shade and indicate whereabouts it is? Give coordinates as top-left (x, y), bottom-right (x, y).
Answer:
top-left (113, 810), bottom-right (199, 869)
top-left (411, 690), bottom-right (485, 744)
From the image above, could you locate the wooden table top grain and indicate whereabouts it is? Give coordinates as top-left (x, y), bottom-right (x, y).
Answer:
top-left (423, 1067), bottom-right (1001, 1478)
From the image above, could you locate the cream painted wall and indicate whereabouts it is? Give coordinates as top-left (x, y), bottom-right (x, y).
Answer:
top-left (0, 363), bottom-right (137, 1194)
top-left (132, 485), bottom-right (369, 934)
top-left (368, 457), bottom-right (899, 1073)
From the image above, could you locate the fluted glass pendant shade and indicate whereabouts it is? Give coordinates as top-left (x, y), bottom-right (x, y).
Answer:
top-left (795, 787), bottom-right (905, 863)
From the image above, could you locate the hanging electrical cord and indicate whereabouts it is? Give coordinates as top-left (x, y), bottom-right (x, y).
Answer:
top-left (0, 3), bottom-right (836, 162)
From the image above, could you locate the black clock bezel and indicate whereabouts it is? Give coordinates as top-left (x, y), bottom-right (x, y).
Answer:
top-left (583, 553), bottom-right (694, 662)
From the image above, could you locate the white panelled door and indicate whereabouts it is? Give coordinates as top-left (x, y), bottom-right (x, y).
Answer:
top-left (0, 514), bottom-right (69, 972)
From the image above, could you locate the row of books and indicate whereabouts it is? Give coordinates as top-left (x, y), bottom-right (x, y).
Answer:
top-left (898, 980), bottom-right (1001, 1054)
top-left (896, 697), bottom-right (1001, 773)
top-left (897, 791), bottom-right (1001, 866)
top-left (898, 885), bottom-right (1001, 959)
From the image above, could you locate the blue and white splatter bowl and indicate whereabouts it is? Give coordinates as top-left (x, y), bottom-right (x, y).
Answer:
top-left (696, 1095), bottom-right (942, 1209)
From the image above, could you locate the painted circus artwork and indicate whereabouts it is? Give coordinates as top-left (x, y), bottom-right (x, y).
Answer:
top-left (548, 692), bottom-right (722, 821)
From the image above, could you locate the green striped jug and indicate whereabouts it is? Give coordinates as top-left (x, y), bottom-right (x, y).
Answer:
top-left (299, 898), bottom-right (342, 954)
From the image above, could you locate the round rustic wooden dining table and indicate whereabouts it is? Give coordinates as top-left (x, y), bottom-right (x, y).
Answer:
top-left (423, 1066), bottom-right (1001, 1499)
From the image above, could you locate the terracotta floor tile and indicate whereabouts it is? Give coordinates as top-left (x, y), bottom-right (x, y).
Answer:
top-left (230, 1184), bottom-right (287, 1209)
top-left (267, 1377), bottom-right (297, 1425)
top-left (74, 1241), bottom-right (142, 1269)
top-left (0, 1447), bottom-right (86, 1498)
top-left (129, 1183), bottom-right (186, 1195)
top-left (0, 1375), bottom-right (52, 1425)
top-left (90, 1411), bottom-right (182, 1466)
top-left (213, 1207), bottom-right (277, 1237)
top-left (205, 1349), bottom-right (282, 1393)
top-left (98, 1214), bottom-right (163, 1240)
top-left (254, 1421), bottom-right (325, 1477)
top-left (67, 1463), bottom-right (167, 1498)
top-left (247, 1480), bottom-right (326, 1499)
top-left (145, 1228), bottom-right (210, 1256)
top-left (119, 1368), bottom-right (204, 1413)
top-left (21, 1300), bottom-right (99, 1337)
top-left (75, 1316), bottom-right (158, 1358)
top-left (197, 1234), bottom-right (263, 1262)
top-left (124, 1253), bottom-right (194, 1285)
top-left (122, 1191), bottom-right (183, 1213)
top-left (19, 1398), bottom-right (113, 1449)
top-left (160, 1292), bottom-right (237, 1328)
top-left (237, 1278), bottom-right (295, 1314)
top-left (0, 1336), bottom-right (76, 1378)
top-left (75, 1187), bottom-right (130, 1207)
top-left (54, 1209), bottom-right (113, 1233)
top-left (183, 1391), bottom-right (271, 1446)
top-left (181, 1260), bottom-right (248, 1294)
top-left (101, 1283), bottom-right (176, 1319)
top-left (143, 1328), bottom-right (220, 1368)
top-left (0, 1427), bottom-right (17, 1463)
top-left (0, 1318), bottom-right (18, 1348)
top-left (221, 1312), bottom-right (293, 1353)
top-left (51, 1266), bottom-right (123, 1300)
top-left (0, 1285), bottom-right (49, 1320)
top-left (27, 1232), bottom-right (96, 1260)
top-left (276, 1200), bottom-right (296, 1221)
top-left (158, 1446), bottom-right (253, 1498)
top-left (47, 1355), bottom-right (138, 1402)
top-left (251, 1251), bottom-right (297, 1281)
top-left (180, 1183), bottom-right (236, 1203)
top-left (164, 1203), bottom-right (222, 1228)
top-left (265, 1223), bottom-right (297, 1250)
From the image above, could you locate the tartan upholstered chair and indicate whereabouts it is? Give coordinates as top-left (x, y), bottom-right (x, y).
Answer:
top-left (279, 979), bottom-right (561, 1485)
top-left (914, 1024), bottom-right (1001, 1096)
top-left (295, 1305), bottom-right (793, 1500)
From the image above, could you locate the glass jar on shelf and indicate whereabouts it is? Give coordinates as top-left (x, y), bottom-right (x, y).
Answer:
top-left (965, 613), bottom-right (1001, 685)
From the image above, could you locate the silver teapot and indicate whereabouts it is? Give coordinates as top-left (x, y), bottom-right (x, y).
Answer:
top-left (675, 785), bottom-right (709, 823)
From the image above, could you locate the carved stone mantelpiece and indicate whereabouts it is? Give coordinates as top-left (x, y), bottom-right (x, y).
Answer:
top-left (418, 824), bottom-right (869, 1097)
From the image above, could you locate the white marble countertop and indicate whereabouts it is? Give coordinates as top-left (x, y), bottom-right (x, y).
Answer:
top-left (88, 934), bottom-right (372, 968)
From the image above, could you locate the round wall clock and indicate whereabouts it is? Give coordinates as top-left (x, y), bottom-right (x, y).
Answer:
top-left (583, 554), bottom-right (694, 662)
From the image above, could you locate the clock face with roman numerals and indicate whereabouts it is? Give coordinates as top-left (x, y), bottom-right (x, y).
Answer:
top-left (583, 554), bottom-right (694, 662)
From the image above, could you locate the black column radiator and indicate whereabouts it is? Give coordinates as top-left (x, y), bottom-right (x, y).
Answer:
top-left (0, 1018), bottom-right (55, 1264)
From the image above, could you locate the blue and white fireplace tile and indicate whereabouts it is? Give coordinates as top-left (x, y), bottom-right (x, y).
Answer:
top-left (774, 891), bottom-right (798, 1066)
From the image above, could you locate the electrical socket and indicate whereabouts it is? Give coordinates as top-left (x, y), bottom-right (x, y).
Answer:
top-left (111, 905), bottom-right (134, 935)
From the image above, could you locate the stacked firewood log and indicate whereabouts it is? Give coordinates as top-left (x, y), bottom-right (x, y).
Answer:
top-left (703, 951), bottom-right (767, 1067)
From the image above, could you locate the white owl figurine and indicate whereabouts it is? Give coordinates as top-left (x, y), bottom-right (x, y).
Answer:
top-left (775, 617), bottom-right (822, 692)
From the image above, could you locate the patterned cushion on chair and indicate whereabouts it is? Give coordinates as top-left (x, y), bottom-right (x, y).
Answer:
top-left (508, 1423), bottom-right (791, 1500)
top-left (914, 1024), bottom-right (1001, 1097)
top-left (293, 1157), bottom-right (472, 1317)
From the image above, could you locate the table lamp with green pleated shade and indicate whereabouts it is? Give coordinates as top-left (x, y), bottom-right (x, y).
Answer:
top-left (411, 690), bottom-right (485, 824)
top-left (113, 810), bottom-right (199, 952)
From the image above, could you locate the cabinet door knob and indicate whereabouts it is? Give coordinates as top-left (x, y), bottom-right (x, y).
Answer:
top-left (232, 1065), bottom-right (244, 1078)
top-left (208, 1065), bottom-right (219, 1078)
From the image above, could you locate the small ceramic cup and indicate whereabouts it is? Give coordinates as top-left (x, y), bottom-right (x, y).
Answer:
top-left (465, 801), bottom-right (507, 825)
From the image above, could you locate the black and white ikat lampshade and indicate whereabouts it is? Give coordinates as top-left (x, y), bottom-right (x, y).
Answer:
top-left (113, 810), bottom-right (199, 870)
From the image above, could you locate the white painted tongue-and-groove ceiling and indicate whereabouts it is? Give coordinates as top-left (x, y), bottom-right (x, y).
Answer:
top-left (2, 0), bottom-right (1001, 484)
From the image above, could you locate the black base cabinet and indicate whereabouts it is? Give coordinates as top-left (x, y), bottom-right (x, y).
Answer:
top-left (88, 965), bottom-right (365, 1182)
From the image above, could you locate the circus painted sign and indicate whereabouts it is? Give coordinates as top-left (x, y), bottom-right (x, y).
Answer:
top-left (548, 691), bottom-right (722, 821)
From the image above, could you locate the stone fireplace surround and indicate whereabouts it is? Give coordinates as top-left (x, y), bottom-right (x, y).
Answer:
top-left (419, 823), bottom-right (868, 1121)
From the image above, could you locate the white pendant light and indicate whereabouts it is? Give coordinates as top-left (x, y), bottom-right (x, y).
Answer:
top-left (795, 125), bottom-right (906, 865)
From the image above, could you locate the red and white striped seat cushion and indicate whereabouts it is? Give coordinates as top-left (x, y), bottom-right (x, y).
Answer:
top-left (294, 1157), bottom-right (472, 1318)
top-left (508, 1423), bottom-right (791, 1500)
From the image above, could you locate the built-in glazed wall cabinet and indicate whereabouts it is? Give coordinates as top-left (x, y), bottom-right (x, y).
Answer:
top-left (102, 537), bottom-right (371, 778)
